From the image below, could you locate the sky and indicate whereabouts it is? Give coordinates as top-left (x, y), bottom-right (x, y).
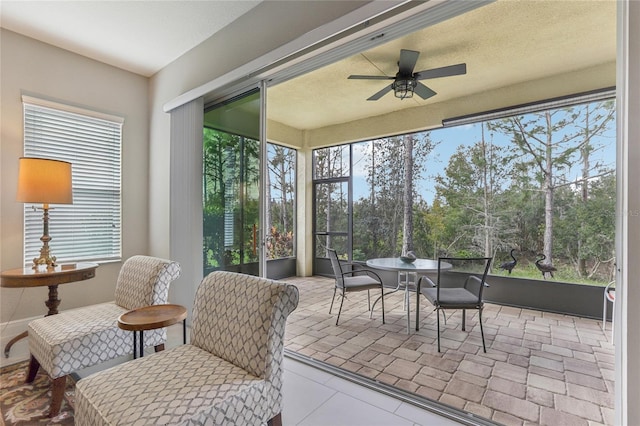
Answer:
top-left (350, 106), bottom-right (617, 204)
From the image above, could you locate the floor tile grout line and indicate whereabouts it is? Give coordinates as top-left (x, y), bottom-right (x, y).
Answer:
top-left (293, 386), bottom-right (340, 426)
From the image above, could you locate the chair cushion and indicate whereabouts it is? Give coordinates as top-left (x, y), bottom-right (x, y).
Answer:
top-left (422, 287), bottom-right (480, 309)
top-left (343, 275), bottom-right (381, 290)
top-left (190, 271), bottom-right (299, 379)
top-left (75, 344), bottom-right (270, 426)
top-left (114, 255), bottom-right (181, 310)
top-left (28, 302), bottom-right (165, 378)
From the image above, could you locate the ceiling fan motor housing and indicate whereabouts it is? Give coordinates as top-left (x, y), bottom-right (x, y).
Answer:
top-left (392, 77), bottom-right (417, 99)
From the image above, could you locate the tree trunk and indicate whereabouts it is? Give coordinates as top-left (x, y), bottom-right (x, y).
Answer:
top-left (278, 152), bottom-right (288, 234)
top-left (265, 154), bottom-right (272, 259)
top-left (578, 107), bottom-right (590, 276)
top-left (402, 134), bottom-right (414, 254)
top-left (371, 145), bottom-right (378, 255)
top-left (481, 124), bottom-right (492, 258)
top-left (543, 111), bottom-right (554, 263)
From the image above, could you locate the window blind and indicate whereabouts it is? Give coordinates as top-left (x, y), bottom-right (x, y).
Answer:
top-left (22, 96), bottom-right (123, 265)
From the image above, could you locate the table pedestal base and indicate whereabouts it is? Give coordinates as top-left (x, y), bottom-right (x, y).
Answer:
top-left (3, 331), bottom-right (28, 358)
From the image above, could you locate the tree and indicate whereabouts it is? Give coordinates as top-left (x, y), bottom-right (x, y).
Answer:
top-left (487, 101), bottom-right (614, 267)
top-left (434, 125), bottom-right (512, 258)
top-left (402, 134), bottom-right (414, 255)
top-left (267, 144), bottom-right (296, 259)
top-left (574, 101), bottom-right (616, 275)
top-left (202, 129), bottom-right (260, 269)
top-left (357, 133), bottom-right (434, 257)
top-left (314, 145), bottom-right (349, 254)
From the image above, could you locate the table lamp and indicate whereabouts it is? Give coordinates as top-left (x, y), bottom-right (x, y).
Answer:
top-left (16, 157), bottom-right (73, 269)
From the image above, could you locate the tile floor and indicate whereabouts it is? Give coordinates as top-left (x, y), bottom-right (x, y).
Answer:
top-left (281, 355), bottom-right (467, 425)
top-left (283, 275), bottom-right (615, 426)
top-left (1, 274), bottom-right (614, 425)
top-left (1, 318), bottom-right (465, 425)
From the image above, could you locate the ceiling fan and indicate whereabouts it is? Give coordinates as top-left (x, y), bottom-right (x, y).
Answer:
top-left (348, 49), bottom-right (467, 101)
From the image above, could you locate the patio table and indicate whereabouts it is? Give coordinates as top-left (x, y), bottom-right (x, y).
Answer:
top-left (366, 258), bottom-right (451, 333)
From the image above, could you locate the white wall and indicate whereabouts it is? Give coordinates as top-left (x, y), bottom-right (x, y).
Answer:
top-left (0, 29), bottom-right (150, 322)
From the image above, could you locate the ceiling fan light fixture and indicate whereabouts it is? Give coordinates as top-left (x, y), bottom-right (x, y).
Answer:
top-left (392, 78), bottom-right (416, 99)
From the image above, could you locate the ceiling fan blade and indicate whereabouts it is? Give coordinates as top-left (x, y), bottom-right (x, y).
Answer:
top-left (414, 83), bottom-right (437, 100)
top-left (415, 63), bottom-right (467, 80)
top-left (398, 49), bottom-right (420, 75)
top-left (367, 85), bottom-right (393, 101)
top-left (348, 75), bottom-right (394, 80)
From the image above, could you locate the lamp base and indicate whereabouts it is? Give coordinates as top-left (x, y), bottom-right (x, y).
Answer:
top-left (33, 251), bottom-right (58, 270)
top-left (32, 205), bottom-right (58, 270)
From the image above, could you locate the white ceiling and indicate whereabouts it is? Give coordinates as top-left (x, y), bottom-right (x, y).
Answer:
top-left (0, 0), bottom-right (262, 76)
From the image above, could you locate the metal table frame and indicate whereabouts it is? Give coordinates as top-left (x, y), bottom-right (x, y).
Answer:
top-left (366, 258), bottom-right (451, 333)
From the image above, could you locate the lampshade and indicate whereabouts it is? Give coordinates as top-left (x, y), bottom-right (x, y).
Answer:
top-left (17, 157), bottom-right (73, 204)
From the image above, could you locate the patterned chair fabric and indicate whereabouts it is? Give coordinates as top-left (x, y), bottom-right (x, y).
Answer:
top-left (26, 255), bottom-right (181, 416)
top-left (75, 270), bottom-right (299, 426)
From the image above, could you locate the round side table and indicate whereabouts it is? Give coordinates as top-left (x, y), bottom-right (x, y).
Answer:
top-left (117, 304), bottom-right (187, 359)
top-left (1, 262), bottom-right (98, 357)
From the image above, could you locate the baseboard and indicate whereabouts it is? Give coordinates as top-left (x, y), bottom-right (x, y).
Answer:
top-left (0, 315), bottom-right (39, 343)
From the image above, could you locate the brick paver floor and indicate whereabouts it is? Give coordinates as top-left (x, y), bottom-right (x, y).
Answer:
top-left (283, 276), bottom-right (615, 426)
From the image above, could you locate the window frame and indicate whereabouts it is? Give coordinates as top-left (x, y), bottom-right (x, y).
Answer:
top-left (22, 96), bottom-right (123, 265)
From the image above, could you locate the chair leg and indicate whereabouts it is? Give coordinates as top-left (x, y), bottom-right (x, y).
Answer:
top-left (437, 308), bottom-right (441, 352)
top-left (48, 376), bottom-right (66, 417)
top-left (367, 290), bottom-right (371, 311)
top-left (462, 308), bottom-right (466, 331)
top-left (602, 292), bottom-right (607, 331)
top-left (336, 291), bottom-right (345, 326)
top-left (267, 413), bottom-right (282, 426)
top-left (380, 286), bottom-right (385, 324)
top-left (479, 308), bottom-right (486, 353)
top-left (415, 290), bottom-right (420, 331)
top-left (26, 355), bottom-right (40, 383)
top-left (329, 287), bottom-right (337, 314)
top-left (611, 299), bottom-right (615, 342)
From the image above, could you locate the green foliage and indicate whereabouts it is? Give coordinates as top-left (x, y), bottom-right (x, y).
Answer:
top-left (266, 226), bottom-right (294, 259)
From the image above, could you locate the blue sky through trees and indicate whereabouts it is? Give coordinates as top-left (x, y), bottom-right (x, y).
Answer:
top-left (351, 105), bottom-right (616, 205)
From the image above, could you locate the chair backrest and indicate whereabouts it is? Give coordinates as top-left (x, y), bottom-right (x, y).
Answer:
top-left (328, 249), bottom-right (345, 288)
top-left (436, 257), bottom-right (492, 303)
top-left (190, 271), bottom-right (299, 380)
top-left (114, 255), bottom-right (182, 310)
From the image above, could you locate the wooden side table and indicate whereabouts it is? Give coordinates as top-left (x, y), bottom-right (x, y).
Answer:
top-left (117, 304), bottom-right (187, 358)
top-left (1, 262), bottom-right (98, 357)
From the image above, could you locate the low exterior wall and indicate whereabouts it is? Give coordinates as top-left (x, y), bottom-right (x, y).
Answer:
top-left (316, 258), bottom-right (610, 320)
top-left (481, 275), bottom-right (608, 320)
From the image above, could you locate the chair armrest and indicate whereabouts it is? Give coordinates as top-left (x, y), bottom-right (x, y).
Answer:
top-left (417, 275), bottom-right (436, 293)
top-left (465, 275), bottom-right (490, 288)
top-left (342, 267), bottom-right (383, 283)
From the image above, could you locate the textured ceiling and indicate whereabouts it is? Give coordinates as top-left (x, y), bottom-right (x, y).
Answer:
top-left (267, 0), bottom-right (616, 133)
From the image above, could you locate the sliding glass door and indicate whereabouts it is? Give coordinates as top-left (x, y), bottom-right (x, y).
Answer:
top-left (202, 88), bottom-right (297, 279)
top-left (203, 90), bottom-right (261, 276)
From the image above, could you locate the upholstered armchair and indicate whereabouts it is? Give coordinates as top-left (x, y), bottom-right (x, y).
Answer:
top-left (26, 255), bottom-right (181, 416)
top-left (75, 270), bottom-right (299, 426)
